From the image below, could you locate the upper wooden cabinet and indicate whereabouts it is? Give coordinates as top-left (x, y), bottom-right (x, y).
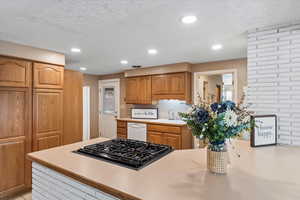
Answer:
top-left (125, 72), bottom-right (191, 104)
top-left (0, 56), bottom-right (31, 87)
top-left (125, 77), bottom-right (139, 104)
top-left (33, 89), bottom-right (63, 151)
top-left (152, 72), bottom-right (191, 103)
top-left (125, 76), bottom-right (151, 104)
top-left (33, 63), bottom-right (64, 89)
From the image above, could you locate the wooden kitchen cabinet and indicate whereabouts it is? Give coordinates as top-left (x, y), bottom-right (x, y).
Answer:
top-left (148, 131), bottom-right (181, 149)
top-left (125, 77), bottom-right (139, 104)
top-left (63, 69), bottom-right (83, 145)
top-left (0, 55), bottom-right (66, 197)
top-left (151, 72), bottom-right (191, 103)
top-left (0, 87), bottom-right (31, 197)
top-left (0, 56), bottom-right (31, 87)
top-left (117, 120), bottom-right (127, 139)
top-left (117, 120), bottom-right (192, 149)
top-left (164, 133), bottom-right (181, 149)
top-left (0, 137), bottom-right (25, 195)
top-left (147, 124), bottom-right (191, 149)
top-left (33, 89), bottom-right (63, 151)
top-left (147, 131), bottom-right (164, 145)
top-left (138, 76), bottom-right (152, 104)
top-left (33, 63), bottom-right (64, 89)
top-left (125, 76), bottom-right (151, 104)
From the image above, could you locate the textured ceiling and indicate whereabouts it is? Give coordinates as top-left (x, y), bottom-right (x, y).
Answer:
top-left (1, 0), bottom-right (300, 74)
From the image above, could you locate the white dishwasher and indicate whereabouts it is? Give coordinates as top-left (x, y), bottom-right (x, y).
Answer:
top-left (127, 123), bottom-right (147, 142)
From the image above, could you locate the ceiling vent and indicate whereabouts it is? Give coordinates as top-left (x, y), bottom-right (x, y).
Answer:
top-left (132, 65), bottom-right (142, 69)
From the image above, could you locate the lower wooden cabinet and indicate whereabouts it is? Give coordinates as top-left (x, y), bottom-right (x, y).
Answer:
top-left (164, 133), bottom-right (181, 149)
top-left (0, 137), bottom-right (26, 197)
top-left (147, 124), bottom-right (191, 149)
top-left (148, 131), bottom-right (181, 149)
top-left (116, 120), bottom-right (192, 149)
top-left (147, 131), bottom-right (164, 145)
top-left (117, 121), bottom-right (127, 139)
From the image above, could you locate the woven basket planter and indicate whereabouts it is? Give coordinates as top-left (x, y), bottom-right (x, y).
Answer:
top-left (207, 148), bottom-right (228, 174)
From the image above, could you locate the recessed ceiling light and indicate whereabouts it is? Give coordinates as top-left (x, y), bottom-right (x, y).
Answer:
top-left (148, 49), bottom-right (158, 55)
top-left (181, 15), bottom-right (197, 24)
top-left (120, 60), bottom-right (128, 65)
top-left (80, 67), bottom-right (87, 71)
top-left (71, 48), bottom-right (81, 53)
top-left (211, 44), bottom-right (223, 51)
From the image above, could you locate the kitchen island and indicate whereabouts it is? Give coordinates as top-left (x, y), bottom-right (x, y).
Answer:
top-left (27, 138), bottom-right (300, 200)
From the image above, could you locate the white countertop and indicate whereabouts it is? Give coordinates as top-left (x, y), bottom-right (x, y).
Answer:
top-left (117, 118), bottom-right (186, 126)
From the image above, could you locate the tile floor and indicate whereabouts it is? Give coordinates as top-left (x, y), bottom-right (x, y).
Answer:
top-left (1, 192), bottom-right (31, 200)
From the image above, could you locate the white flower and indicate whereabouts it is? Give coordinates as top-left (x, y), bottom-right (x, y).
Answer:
top-left (242, 115), bottom-right (250, 124)
top-left (224, 109), bottom-right (238, 127)
top-left (187, 107), bottom-right (193, 114)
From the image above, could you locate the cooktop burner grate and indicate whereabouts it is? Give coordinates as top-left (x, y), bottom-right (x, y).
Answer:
top-left (74, 139), bottom-right (173, 170)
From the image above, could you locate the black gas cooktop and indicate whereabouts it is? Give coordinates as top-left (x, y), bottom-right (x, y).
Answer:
top-left (75, 139), bottom-right (173, 170)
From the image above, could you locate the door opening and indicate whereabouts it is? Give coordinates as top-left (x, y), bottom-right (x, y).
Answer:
top-left (99, 79), bottom-right (120, 139)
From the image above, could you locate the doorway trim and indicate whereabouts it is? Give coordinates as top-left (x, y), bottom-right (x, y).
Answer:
top-left (193, 69), bottom-right (238, 104)
top-left (83, 86), bottom-right (91, 141)
top-left (98, 78), bottom-right (120, 137)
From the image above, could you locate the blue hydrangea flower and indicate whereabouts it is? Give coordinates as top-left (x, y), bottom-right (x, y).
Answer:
top-left (223, 101), bottom-right (236, 110)
top-left (218, 103), bottom-right (227, 113)
top-left (210, 103), bottom-right (219, 112)
top-left (195, 108), bottom-right (210, 123)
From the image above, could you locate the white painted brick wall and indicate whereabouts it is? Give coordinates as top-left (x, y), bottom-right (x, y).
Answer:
top-left (247, 23), bottom-right (300, 145)
top-left (32, 162), bottom-right (120, 200)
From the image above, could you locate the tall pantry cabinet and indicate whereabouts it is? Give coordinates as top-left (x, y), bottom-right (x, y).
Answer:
top-left (0, 57), bottom-right (32, 197)
top-left (32, 63), bottom-right (64, 151)
top-left (0, 56), bottom-right (64, 198)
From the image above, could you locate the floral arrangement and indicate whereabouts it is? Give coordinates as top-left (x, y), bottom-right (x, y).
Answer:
top-left (179, 98), bottom-right (254, 151)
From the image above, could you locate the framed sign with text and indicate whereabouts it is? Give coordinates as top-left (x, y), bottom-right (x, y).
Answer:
top-left (251, 115), bottom-right (277, 147)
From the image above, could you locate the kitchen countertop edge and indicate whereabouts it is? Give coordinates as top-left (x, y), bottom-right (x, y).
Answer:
top-left (116, 118), bottom-right (186, 126)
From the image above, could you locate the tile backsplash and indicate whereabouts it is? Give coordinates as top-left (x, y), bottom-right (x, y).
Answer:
top-left (132, 100), bottom-right (191, 120)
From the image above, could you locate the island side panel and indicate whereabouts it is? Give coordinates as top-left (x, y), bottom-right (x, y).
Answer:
top-left (31, 162), bottom-right (120, 200)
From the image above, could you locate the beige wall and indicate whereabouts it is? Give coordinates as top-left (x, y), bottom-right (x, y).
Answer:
top-left (192, 58), bottom-right (247, 102)
top-left (0, 40), bottom-right (65, 65)
top-left (83, 74), bottom-right (100, 139)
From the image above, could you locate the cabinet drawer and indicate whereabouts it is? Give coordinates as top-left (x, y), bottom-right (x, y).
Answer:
top-left (147, 124), bottom-right (181, 134)
top-left (117, 127), bottom-right (127, 135)
top-left (37, 134), bottom-right (60, 151)
top-left (0, 57), bottom-right (31, 87)
top-left (33, 63), bottom-right (64, 89)
top-left (117, 121), bottom-right (127, 128)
